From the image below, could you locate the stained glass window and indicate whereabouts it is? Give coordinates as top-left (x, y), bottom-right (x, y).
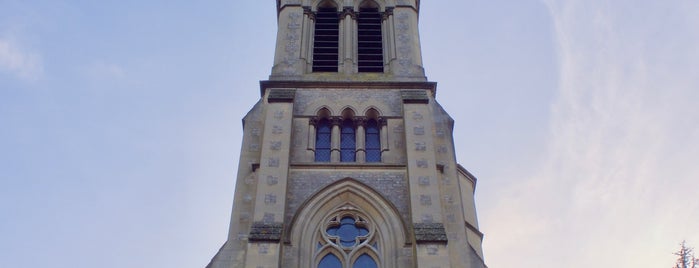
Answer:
top-left (340, 120), bottom-right (356, 162)
top-left (365, 120), bottom-right (381, 162)
top-left (315, 119), bottom-right (332, 162)
top-left (318, 254), bottom-right (342, 268)
top-left (316, 212), bottom-right (379, 268)
top-left (326, 217), bottom-right (369, 247)
top-left (353, 254), bottom-right (378, 268)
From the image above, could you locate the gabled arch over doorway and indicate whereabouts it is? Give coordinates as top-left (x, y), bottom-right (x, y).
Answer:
top-left (286, 178), bottom-right (411, 268)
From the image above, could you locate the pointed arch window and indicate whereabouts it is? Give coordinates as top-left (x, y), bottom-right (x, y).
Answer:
top-left (357, 3), bottom-right (383, 73)
top-left (365, 119), bottom-right (381, 162)
top-left (315, 118), bottom-right (332, 162)
top-left (316, 212), bottom-right (379, 268)
top-left (313, 5), bottom-right (339, 72)
top-left (318, 254), bottom-right (342, 268)
top-left (354, 254), bottom-right (378, 268)
top-left (340, 119), bottom-right (356, 162)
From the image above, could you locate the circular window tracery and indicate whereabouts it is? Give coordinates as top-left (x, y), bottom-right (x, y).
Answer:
top-left (316, 208), bottom-right (379, 268)
top-left (326, 216), bottom-right (369, 248)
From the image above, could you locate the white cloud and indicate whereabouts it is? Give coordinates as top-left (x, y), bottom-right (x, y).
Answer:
top-left (0, 37), bottom-right (43, 81)
top-left (482, 0), bottom-right (699, 267)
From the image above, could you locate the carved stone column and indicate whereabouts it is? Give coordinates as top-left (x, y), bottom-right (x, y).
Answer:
top-left (339, 7), bottom-right (356, 74)
top-left (330, 117), bottom-right (341, 162)
top-left (355, 118), bottom-right (366, 163)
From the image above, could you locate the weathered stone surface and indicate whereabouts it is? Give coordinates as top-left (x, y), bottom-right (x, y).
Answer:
top-left (401, 90), bottom-right (429, 104)
top-left (268, 89), bottom-right (296, 103)
top-left (286, 171), bottom-right (410, 225)
top-left (414, 223), bottom-right (448, 243)
top-left (293, 89), bottom-right (403, 116)
top-left (249, 222), bottom-right (284, 242)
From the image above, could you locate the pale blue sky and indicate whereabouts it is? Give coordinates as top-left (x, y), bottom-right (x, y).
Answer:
top-left (1, 1), bottom-right (697, 267)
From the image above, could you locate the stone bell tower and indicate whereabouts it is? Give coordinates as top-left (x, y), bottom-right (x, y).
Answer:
top-left (207, 0), bottom-right (486, 267)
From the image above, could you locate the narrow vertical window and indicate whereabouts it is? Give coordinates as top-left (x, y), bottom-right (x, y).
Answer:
top-left (313, 7), bottom-right (339, 72)
top-left (315, 119), bottom-right (332, 162)
top-left (365, 119), bottom-right (381, 162)
top-left (340, 119), bottom-right (356, 162)
top-left (357, 6), bottom-right (383, 73)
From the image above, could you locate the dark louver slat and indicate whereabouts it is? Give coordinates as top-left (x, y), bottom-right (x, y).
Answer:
top-left (313, 8), bottom-right (339, 72)
top-left (357, 8), bottom-right (383, 73)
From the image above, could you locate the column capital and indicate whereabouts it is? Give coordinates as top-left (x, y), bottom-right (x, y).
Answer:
top-left (303, 6), bottom-right (316, 20)
top-left (341, 7), bottom-right (356, 20)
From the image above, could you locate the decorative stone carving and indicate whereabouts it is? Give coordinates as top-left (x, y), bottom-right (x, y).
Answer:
top-left (418, 176), bottom-right (430, 186)
top-left (266, 176), bottom-right (279, 186)
top-left (264, 194), bottom-right (277, 205)
top-left (420, 195), bottom-right (432, 206)
top-left (270, 141), bottom-right (282, 151)
top-left (341, 7), bottom-right (356, 20)
top-left (436, 128), bottom-right (445, 138)
top-left (268, 158), bottom-right (280, 167)
top-left (412, 111), bottom-right (423, 120)
top-left (415, 141), bottom-right (426, 151)
top-left (413, 126), bottom-right (425, 135)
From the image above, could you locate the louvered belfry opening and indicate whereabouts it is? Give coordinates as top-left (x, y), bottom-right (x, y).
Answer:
top-left (357, 7), bottom-right (383, 73)
top-left (313, 7), bottom-right (340, 72)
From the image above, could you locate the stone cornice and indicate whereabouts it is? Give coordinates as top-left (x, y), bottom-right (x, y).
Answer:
top-left (457, 164), bottom-right (478, 189)
top-left (260, 80), bottom-right (437, 97)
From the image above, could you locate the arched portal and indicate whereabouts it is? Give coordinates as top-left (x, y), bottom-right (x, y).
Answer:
top-left (287, 178), bottom-right (410, 268)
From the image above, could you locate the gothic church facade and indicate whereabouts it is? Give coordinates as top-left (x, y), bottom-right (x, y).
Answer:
top-left (207, 1), bottom-right (486, 267)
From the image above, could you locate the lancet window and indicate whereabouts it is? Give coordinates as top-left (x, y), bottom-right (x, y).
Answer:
top-left (365, 119), bottom-right (380, 162)
top-left (314, 108), bottom-right (333, 162)
top-left (357, 2), bottom-right (383, 73)
top-left (340, 119), bottom-right (357, 162)
top-left (312, 3), bottom-right (340, 72)
top-left (310, 107), bottom-right (384, 163)
top-left (310, 0), bottom-right (386, 73)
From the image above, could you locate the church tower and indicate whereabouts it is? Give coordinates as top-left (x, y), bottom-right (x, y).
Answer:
top-left (207, 1), bottom-right (486, 267)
